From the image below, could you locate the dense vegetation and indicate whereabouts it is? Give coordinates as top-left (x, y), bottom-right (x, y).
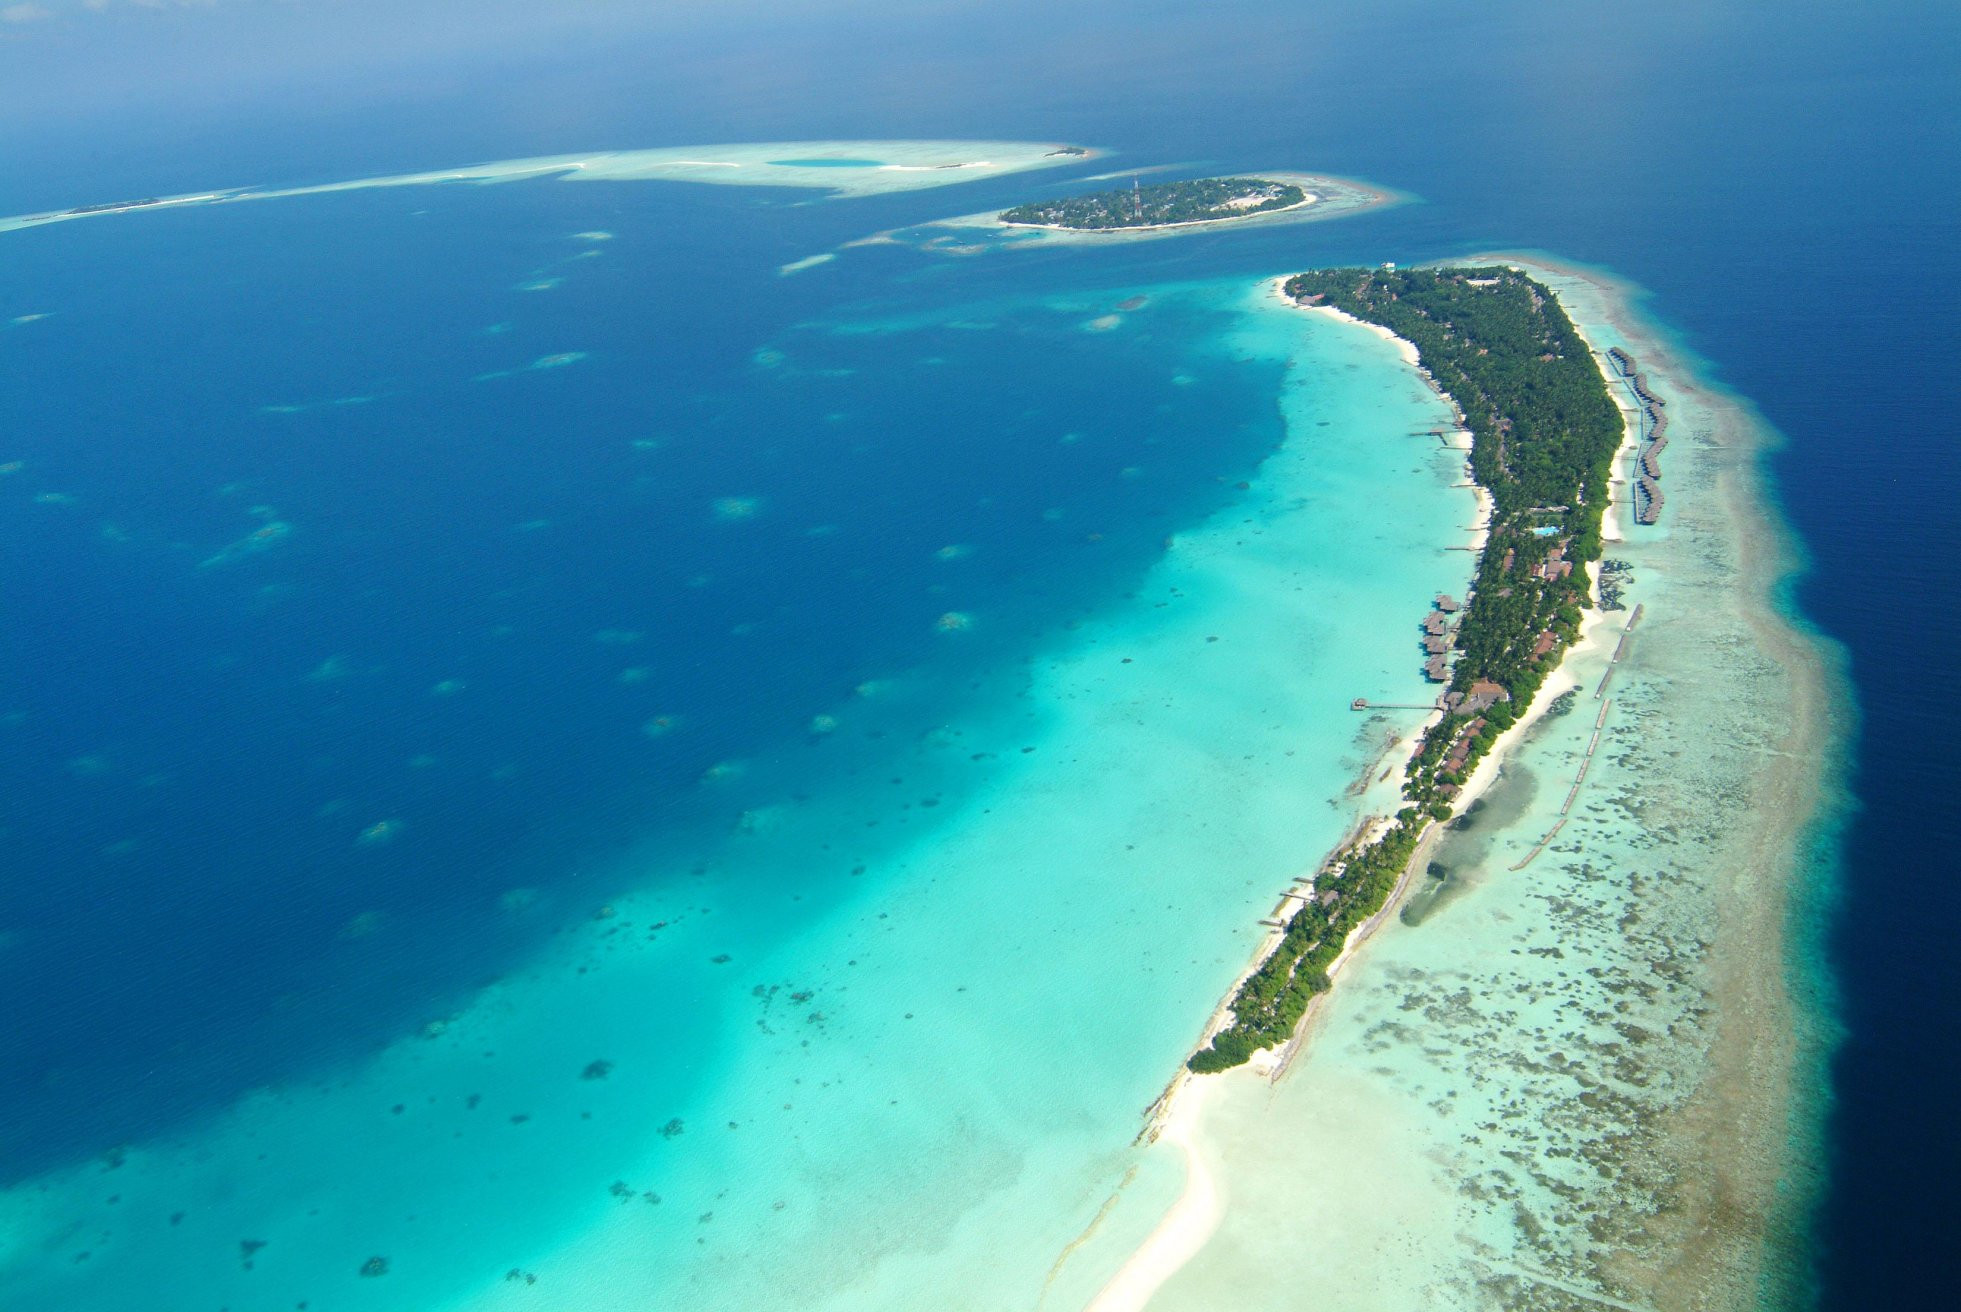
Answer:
top-left (1188, 267), bottom-right (1624, 1073)
top-left (999, 176), bottom-right (1305, 230)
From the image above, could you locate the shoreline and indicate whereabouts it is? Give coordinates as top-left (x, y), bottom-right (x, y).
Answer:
top-left (1138, 278), bottom-right (1497, 1101)
top-left (1270, 277), bottom-right (1496, 561)
top-left (1085, 259), bottom-right (1822, 1310)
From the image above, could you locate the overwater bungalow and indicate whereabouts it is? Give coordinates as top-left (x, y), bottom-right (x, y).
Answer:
top-left (1635, 476), bottom-right (1665, 525)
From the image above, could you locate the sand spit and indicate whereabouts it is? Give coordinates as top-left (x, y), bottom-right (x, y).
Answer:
top-left (0, 141), bottom-right (1096, 236)
top-left (1082, 1080), bottom-right (1222, 1312)
top-left (1097, 261), bottom-right (1841, 1311)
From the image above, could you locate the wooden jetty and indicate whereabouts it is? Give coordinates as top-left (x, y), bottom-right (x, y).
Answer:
top-left (1514, 605), bottom-right (1646, 869)
top-left (1512, 696), bottom-right (1614, 870)
top-left (1593, 603), bottom-right (1643, 694)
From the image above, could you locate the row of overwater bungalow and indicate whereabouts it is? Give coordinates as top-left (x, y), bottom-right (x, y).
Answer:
top-left (1607, 346), bottom-right (1667, 525)
top-left (1422, 593), bottom-right (1460, 682)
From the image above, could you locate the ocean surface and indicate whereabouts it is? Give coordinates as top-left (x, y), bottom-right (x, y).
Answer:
top-left (1, 177), bottom-right (1476, 1309)
top-left (1, 1), bottom-right (1955, 1308)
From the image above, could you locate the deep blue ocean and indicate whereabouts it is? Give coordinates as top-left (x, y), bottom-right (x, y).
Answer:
top-left (2, 1), bottom-right (1956, 1306)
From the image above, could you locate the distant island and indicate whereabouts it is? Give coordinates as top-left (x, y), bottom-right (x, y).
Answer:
top-left (999, 176), bottom-right (1309, 231)
top-left (1188, 266), bottom-right (1626, 1073)
top-left (16, 192), bottom-right (238, 224)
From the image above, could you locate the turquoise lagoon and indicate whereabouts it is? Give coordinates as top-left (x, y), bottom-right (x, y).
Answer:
top-left (0, 214), bottom-right (1475, 1308)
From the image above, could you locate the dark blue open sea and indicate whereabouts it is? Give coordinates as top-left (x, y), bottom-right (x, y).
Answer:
top-left (1, 2), bottom-right (1955, 1307)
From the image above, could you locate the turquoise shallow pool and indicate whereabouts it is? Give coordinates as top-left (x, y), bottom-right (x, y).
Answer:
top-left (766, 158), bottom-right (885, 167)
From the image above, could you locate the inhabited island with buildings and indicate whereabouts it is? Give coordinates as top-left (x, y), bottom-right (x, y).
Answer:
top-left (1189, 265), bottom-right (1629, 1072)
top-left (998, 176), bottom-right (1309, 231)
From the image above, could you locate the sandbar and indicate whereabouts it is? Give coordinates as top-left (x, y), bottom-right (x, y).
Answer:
top-left (0, 141), bottom-right (1098, 236)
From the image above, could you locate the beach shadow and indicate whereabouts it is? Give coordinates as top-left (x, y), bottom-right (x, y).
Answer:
top-left (1401, 763), bottom-right (1542, 927)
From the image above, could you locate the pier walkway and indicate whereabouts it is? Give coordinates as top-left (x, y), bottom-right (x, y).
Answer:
top-left (1510, 607), bottom-right (1641, 871)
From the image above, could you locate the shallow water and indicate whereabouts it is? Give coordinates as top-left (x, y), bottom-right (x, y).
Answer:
top-left (0, 196), bottom-right (1477, 1307)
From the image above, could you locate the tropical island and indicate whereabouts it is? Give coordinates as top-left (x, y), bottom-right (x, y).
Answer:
top-left (1188, 265), bottom-right (1627, 1073)
top-left (999, 176), bottom-right (1309, 231)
